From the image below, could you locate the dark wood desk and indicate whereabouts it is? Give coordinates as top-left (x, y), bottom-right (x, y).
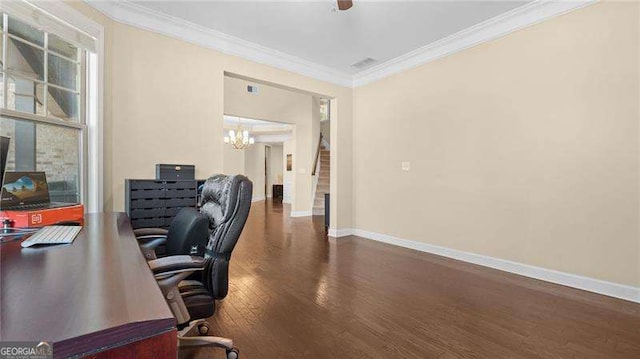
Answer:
top-left (0, 213), bottom-right (176, 358)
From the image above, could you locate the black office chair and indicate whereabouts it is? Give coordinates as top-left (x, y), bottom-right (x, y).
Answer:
top-left (149, 174), bottom-right (252, 359)
top-left (134, 207), bottom-right (209, 260)
top-left (199, 174), bottom-right (253, 299)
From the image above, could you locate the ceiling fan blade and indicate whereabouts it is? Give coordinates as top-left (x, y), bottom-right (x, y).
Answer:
top-left (337, 0), bottom-right (353, 11)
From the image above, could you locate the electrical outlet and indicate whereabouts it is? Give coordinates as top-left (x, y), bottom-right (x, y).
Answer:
top-left (401, 162), bottom-right (411, 171)
top-left (247, 85), bottom-right (259, 95)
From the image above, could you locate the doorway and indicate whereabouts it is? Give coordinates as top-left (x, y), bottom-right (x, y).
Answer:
top-left (221, 115), bottom-right (290, 203)
top-left (222, 74), bottom-right (333, 226)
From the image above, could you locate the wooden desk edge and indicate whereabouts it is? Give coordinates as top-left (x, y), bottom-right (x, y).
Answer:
top-left (53, 304), bottom-right (176, 358)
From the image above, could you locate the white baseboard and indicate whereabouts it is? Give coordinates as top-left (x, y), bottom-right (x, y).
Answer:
top-left (328, 228), bottom-right (354, 238)
top-left (290, 210), bottom-right (312, 218)
top-left (345, 229), bottom-right (639, 303)
top-left (251, 196), bottom-right (266, 203)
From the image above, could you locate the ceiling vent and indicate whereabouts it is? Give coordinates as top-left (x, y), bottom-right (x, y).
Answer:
top-left (351, 57), bottom-right (377, 69)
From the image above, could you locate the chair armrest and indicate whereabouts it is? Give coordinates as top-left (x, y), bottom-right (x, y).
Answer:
top-left (138, 236), bottom-right (167, 260)
top-left (139, 235), bottom-right (167, 246)
top-left (149, 255), bottom-right (206, 276)
top-left (135, 228), bottom-right (169, 260)
top-left (137, 234), bottom-right (167, 245)
top-left (134, 228), bottom-right (169, 237)
top-left (150, 255), bottom-right (207, 325)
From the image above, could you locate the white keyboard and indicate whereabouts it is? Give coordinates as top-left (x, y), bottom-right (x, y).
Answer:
top-left (21, 226), bottom-right (82, 248)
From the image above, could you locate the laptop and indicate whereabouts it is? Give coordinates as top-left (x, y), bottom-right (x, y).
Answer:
top-left (0, 171), bottom-right (73, 210)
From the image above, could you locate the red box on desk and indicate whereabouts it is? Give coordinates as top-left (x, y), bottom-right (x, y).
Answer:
top-left (0, 204), bottom-right (84, 228)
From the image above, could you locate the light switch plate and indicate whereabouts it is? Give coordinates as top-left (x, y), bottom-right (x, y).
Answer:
top-left (401, 161), bottom-right (410, 171)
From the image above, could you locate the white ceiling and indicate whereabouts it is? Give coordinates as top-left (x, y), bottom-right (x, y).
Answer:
top-left (130, 0), bottom-right (529, 75)
top-left (87, 0), bottom-right (593, 86)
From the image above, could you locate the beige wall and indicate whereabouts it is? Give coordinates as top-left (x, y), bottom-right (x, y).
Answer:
top-left (353, 2), bottom-right (640, 287)
top-left (244, 143), bottom-right (266, 201)
top-left (67, 0), bottom-right (353, 227)
top-left (222, 144), bottom-right (245, 176)
top-left (109, 23), bottom-right (224, 211)
top-left (283, 137), bottom-right (295, 204)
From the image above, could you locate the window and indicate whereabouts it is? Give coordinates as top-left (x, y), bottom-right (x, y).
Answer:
top-left (0, 10), bottom-right (94, 205)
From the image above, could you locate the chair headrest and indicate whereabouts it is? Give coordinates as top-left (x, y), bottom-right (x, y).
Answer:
top-left (200, 174), bottom-right (249, 227)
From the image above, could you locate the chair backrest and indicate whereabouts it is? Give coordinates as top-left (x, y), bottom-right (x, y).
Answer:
top-left (199, 174), bottom-right (252, 299)
top-left (165, 207), bottom-right (209, 257)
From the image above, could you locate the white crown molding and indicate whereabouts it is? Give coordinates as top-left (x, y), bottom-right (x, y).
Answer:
top-left (344, 228), bottom-right (639, 303)
top-left (353, 0), bottom-right (597, 86)
top-left (85, 0), bottom-right (596, 88)
top-left (84, 0), bottom-right (353, 87)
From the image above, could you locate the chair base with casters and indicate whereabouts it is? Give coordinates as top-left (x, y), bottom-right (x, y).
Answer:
top-left (178, 319), bottom-right (239, 359)
top-left (149, 255), bottom-right (240, 359)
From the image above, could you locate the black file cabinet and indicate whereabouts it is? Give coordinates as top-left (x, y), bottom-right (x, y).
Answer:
top-left (125, 179), bottom-right (200, 229)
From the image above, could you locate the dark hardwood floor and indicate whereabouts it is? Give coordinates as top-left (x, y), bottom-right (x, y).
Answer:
top-left (182, 200), bottom-right (640, 359)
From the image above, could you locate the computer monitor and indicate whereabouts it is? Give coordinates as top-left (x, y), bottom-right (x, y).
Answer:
top-left (0, 136), bottom-right (9, 187)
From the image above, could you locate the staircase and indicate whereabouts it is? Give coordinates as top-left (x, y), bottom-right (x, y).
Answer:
top-left (312, 146), bottom-right (330, 215)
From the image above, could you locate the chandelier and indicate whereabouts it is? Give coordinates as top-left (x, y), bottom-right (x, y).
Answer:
top-left (224, 125), bottom-right (255, 150)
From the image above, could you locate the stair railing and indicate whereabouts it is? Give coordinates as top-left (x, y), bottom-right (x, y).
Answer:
top-left (312, 134), bottom-right (323, 176)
